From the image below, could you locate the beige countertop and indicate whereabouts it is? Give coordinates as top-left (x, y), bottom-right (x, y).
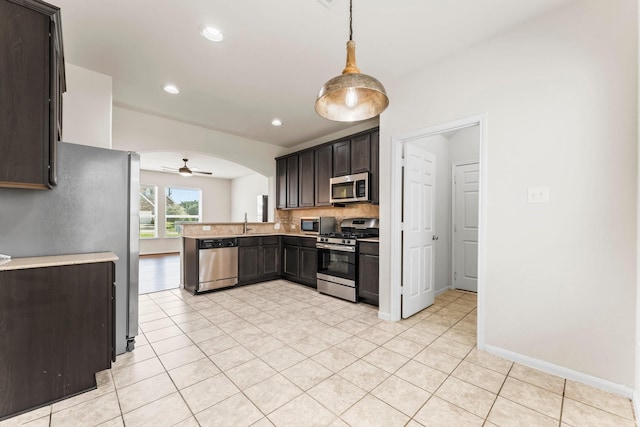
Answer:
top-left (183, 232), bottom-right (319, 239)
top-left (0, 252), bottom-right (118, 272)
top-left (183, 233), bottom-right (379, 242)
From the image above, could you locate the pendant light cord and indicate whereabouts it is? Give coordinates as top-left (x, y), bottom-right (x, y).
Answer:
top-left (349, 0), bottom-right (353, 41)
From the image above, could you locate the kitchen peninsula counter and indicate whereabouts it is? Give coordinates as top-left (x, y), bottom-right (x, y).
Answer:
top-left (182, 231), bottom-right (317, 239)
top-left (180, 221), bottom-right (318, 239)
top-left (0, 252), bottom-right (118, 271)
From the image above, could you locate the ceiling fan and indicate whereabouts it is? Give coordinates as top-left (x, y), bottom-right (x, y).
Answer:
top-left (161, 158), bottom-right (212, 177)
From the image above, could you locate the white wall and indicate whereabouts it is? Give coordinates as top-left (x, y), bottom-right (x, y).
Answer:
top-left (112, 107), bottom-right (285, 219)
top-left (112, 107), bottom-right (284, 177)
top-left (231, 174), bottom-right (269, 222)
top-left (62, 64), bottom-right (112, 148)
top-left (284, 118), bottom-right (379, 154)
top-left (380, 0), bottom-right (637, 389)
top-left (139, 170), bottom-right (231, 254)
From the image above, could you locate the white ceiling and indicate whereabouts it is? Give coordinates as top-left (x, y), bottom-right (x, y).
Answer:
top-left (53, 0), bottom-right (575, 150)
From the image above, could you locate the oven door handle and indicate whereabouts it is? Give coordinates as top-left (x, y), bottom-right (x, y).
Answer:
top-left (316, 243), bottom-right (356, 253)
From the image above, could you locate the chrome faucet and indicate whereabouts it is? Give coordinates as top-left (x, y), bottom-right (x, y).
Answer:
top-left (243, 212), bottom-right (252, 234)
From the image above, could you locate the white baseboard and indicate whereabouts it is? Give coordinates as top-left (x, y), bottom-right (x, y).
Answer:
top-left (484, 344), bottom-right (634, 398)
top-left (435, 286), bottom-right (452, 297)
top-left (634, 391), bottom-right (640, 425)
top-left (378, 311), bottom-right (391, 321)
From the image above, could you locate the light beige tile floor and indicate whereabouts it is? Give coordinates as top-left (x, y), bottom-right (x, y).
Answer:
top-left (1, 282), bottom-right (635, 427)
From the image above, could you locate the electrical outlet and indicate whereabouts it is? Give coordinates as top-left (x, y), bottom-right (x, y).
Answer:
top-left (203, 225), bottom-right (211, 231)
top-left (274, 223), bottom-right (281, 230)
top-left (528, 186), bottom-right (550, 203)
top-left (291, 224), bottom-right (297, 229)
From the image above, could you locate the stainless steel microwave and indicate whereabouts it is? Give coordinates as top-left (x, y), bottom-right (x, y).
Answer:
top-left (330, 172), bottom-right (369, 203)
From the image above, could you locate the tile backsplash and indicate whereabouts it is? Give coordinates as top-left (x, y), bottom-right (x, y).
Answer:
top-left (275, 203), bottom-right (379, 232)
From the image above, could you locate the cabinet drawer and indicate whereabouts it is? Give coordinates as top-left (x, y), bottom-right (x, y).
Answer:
top-left (238, 237), bottom-right (260, 247)
top-left (261, 235), bottom-right (280, 246)
top-left (299, 237), bottom-right (317, 248)
top-left (359, 241), bottom-right (379, 255)
top-left (282, 236), bottom-right (299, 246)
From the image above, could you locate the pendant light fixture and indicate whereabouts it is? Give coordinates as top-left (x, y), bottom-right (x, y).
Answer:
top-left (315, 0), bottom-right (389, 122)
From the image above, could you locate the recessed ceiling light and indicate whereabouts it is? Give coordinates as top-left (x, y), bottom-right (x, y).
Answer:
top-left (163, 84), bottom-right (180, 94)
top-left (271, 119), bottom-right (283, 126)
top-left (199, 25), bottom-right (223, 42)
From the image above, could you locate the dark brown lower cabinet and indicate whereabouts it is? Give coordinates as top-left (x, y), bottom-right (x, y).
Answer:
top-left (282, 244), bottom-right (299, 280)
top-left (238, 236), bottom-right (280, 285)
top-left (358, 242), bottom-right (379, 306)
top-left (299, 240), bottom-right (317, 288)
top-left (281, 236), bottom-right (317, 288)
top-left (0, 262), bottom-right (115, 420)
top-left (238, 245), bottom-right (261, 284)
top-left (261, 243), bottom-right (280, 279)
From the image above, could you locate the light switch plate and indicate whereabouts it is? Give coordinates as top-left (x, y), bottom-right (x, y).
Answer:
top-left (528, 186), bottom-right (550, 203)
top-left (203, 225), bottom-right (211, 231)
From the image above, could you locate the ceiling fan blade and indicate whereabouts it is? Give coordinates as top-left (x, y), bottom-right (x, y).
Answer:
top-left (193, 171), bottom-right (213, 176)
top-left (161, 166), bottom-right (179, 172)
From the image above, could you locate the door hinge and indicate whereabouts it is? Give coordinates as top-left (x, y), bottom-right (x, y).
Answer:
top-left (400, 286), bottom-right (404, 295)
top-left (454, 272), bottom-right (457, 281)
top-left (454, 225), bottom-right (456, 232)
top-left (401, 158), bottom-right (406, 167)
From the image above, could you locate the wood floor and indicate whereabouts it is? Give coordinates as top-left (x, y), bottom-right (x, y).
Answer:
top-left (139, 253), bottom-right (180, 294)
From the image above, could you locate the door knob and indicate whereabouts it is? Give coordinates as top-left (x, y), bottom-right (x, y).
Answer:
top-left (432, 235), bottom-right (439, 241)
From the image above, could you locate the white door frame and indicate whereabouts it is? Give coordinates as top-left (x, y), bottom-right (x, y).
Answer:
top-left (451, 161), bottom-right (479, 292)
top-left (390, 113), bottom-right (488, 350)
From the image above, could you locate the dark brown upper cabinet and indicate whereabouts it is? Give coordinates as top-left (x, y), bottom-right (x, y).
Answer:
top-left (314, 145), bottom-right (332, 206)
top-left (0, 0), bottom-right (66, 189)
top-left (275, 127), bottom-right (378, 209)
top-left (298, 150), bottom-right (315, 207)
top-left (350, 133), bottom-right (371, 174)
top-left (332, 140), bottom-right (351, 177)
top-left (276, 158), bottom-right (287, 208)
top-left (286, 155), bottom-right (299, 208)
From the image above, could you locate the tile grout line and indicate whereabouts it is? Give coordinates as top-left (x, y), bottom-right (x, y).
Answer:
top-left (558, 379), bottom-right (567, 427)
top-left (136, 326), bottom-right (199, 426)
top-left (480, 359), bottom-right (515, 426)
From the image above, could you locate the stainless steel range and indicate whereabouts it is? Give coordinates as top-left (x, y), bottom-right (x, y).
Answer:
top-left (316, 218), bottom-right (379, 302)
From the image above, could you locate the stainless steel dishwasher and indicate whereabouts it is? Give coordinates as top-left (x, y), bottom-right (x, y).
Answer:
top-left (198, 238), bottom-right (238, 292)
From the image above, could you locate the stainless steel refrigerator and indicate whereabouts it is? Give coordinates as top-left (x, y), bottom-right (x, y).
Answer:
top-left (0, 142), bottom-right (139, 354)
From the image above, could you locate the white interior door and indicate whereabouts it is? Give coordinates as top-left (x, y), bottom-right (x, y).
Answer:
top-left (402, 144), bottom-right (435, 318)
top-left (454, 163), bottom-right (479, 292)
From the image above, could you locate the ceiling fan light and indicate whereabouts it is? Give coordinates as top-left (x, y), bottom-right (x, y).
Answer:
top-left (178, 165), bottom-right (192, 176)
